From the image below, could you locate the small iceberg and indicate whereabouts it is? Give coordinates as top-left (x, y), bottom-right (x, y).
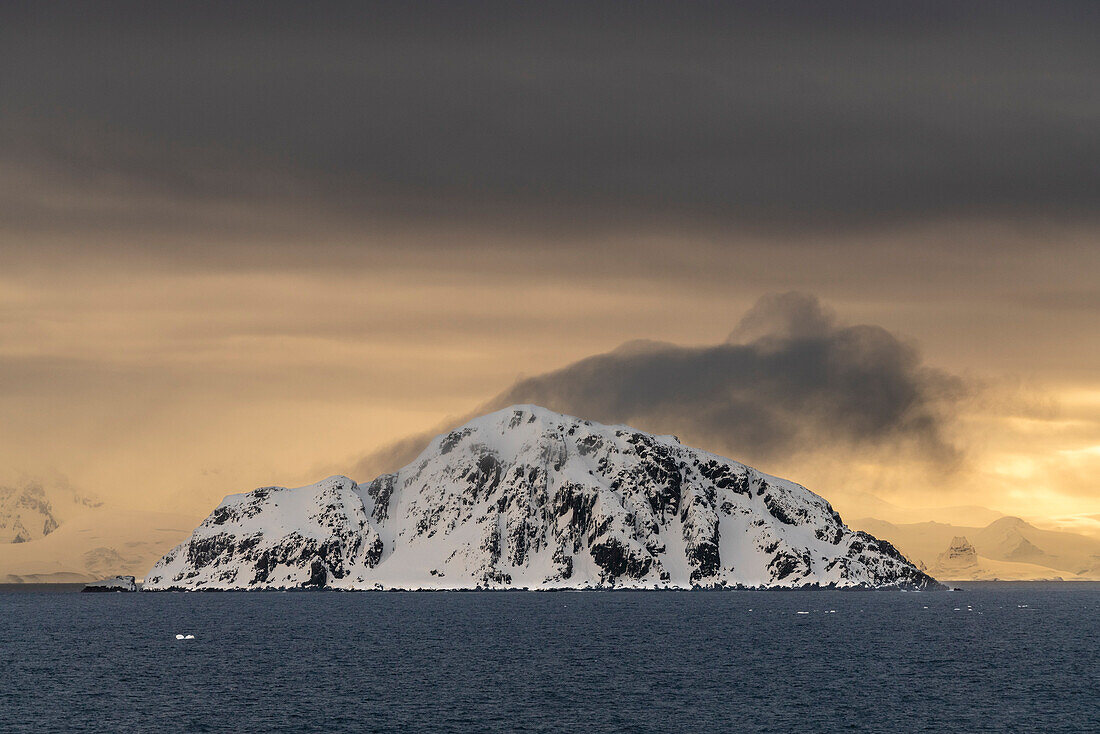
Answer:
top-left (175, 634), bottom-right (195, 640)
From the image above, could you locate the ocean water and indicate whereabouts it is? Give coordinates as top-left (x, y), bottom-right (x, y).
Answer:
top-left (1, 583), bottom-right (1096, 733)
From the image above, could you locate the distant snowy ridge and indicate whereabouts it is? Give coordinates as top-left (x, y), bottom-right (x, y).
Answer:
top-left (145, 406), bottom-right (941, 591)
top-left (0, 483), bottom-right (58, 543)
top-left (1, 480), bottom-right (102, 545)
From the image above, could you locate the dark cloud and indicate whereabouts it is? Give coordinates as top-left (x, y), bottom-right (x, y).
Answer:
top-left (354, 292), bottom-right (965, 478)
top-left (2, 1), bottom-right (1098, 240)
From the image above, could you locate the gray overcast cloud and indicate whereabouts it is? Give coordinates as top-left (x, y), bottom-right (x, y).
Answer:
top-left (2, 1), bottom-right (1098, 239)
top-left (355, 292), bottom-right (966, 481)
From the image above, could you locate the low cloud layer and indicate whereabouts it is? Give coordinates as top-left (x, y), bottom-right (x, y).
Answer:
top-left (355, 293), bottom-right (965, 479)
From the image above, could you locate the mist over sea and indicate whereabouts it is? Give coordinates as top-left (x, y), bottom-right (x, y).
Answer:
top-left (2, 583), bottom-right (1096, 733)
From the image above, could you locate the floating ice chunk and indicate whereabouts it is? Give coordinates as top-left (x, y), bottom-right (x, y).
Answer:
top-left (175, 634), bottom-right (185, 640)
top-left (796, 611), bottom-right (809, 615)
top-left (175, 633), bottom-right (195, 640)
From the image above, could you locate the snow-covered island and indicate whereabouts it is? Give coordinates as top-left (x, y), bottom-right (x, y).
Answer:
top-left (145, 406), bottom-right (941, 591)
top-left (81, 575), bottom-right (137, 592)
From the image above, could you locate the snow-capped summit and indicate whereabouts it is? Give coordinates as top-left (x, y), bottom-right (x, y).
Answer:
top-left (937, 536), bottom-right (979, 570)
top-left (145, 405), bottom-right (941, 590)
top-left (0, 483), bottom-right (58, 544)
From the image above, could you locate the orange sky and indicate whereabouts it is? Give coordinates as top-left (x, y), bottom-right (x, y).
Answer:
top-left (1, 220), bottom-right (1098, 530)
top-left (1, 3), bottom-right (1098, 532)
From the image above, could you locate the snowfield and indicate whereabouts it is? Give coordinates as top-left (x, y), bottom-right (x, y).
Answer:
top-left (145, 406), bottom-right (941, 591)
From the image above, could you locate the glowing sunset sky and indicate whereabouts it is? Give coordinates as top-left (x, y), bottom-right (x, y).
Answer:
top-left (1, 2), bottom-right (1097, 531)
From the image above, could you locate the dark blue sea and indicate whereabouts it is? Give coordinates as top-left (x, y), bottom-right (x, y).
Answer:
top-left (1, 583), bottom-right (1097, 733)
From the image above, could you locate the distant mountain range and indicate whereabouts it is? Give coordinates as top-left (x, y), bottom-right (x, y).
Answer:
top-left (852, 516), bottom-right (1100, 581)
top-left (0, 481), bottom-right (103, 545)
top-left (0, 481), bottom-right (197, 583)
top-left (831, 492), bottom-right (1008, 528)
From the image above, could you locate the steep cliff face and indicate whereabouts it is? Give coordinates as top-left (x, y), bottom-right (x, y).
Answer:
top-left (936, 536), bottom-right (979, 571)
top-left (145, 406), bottom-right (941, 591)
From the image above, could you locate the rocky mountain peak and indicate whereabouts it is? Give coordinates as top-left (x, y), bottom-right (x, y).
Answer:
top-left (938, 536), bottom-right (978, 567)
top-left (146, 405), bottom-right (941, 591)
top-left (0, 483), bottom-right (59, 544)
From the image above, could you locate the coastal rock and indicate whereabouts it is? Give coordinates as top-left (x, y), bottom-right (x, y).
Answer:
top-left (82, 575), bottom-right (137, 592)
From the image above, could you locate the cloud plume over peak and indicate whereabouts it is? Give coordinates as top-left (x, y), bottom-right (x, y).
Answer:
top-left (728, 291), bottom-right (840, 344)
top-left (355, 292), bottom-right (965, 481)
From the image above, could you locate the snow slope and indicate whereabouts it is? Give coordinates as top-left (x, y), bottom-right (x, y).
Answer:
top-left (146, 406), bottom-right (941, 591)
